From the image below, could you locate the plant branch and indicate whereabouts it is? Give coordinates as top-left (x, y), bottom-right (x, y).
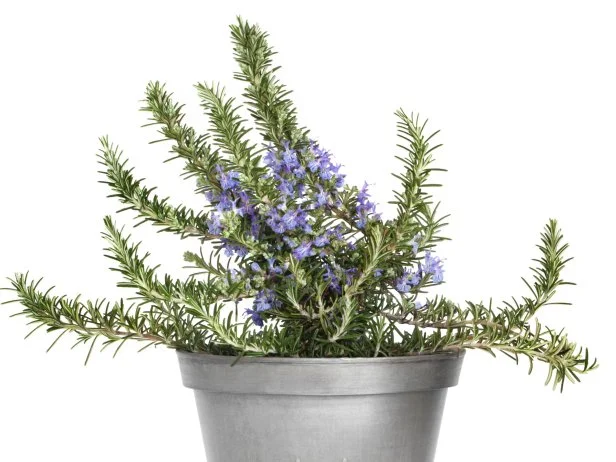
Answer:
top-left (230, 16), bottom-right (309, 148)
top-left (142, 81), bottom-right (221, 196)
top-left (98, 137), bottom-right (216, 240)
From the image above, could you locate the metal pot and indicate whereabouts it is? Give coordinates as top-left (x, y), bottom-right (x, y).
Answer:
top-left (177, 350), bottom-right (465, 462)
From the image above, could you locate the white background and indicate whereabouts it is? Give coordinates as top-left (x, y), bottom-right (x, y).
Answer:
top-left (0, 1), bottom-right (614, 460)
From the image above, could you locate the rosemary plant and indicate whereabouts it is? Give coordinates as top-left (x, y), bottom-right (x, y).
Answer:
top-left (2, 17), bottom-right (596, 391)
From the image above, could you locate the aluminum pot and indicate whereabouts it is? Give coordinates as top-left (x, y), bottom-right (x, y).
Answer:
top-left (177, 350), bottom-right (465, 462)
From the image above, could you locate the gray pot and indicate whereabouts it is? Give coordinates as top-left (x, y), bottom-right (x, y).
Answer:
top-left (177, 350), bottom-right (465, 462)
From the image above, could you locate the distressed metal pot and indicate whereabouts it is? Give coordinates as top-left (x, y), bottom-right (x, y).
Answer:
top-left (177, 350), bottom-right (465, 462)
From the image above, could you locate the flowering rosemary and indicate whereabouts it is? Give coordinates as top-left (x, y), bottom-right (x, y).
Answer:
top-left (1, 17), bottom-right (596, 391)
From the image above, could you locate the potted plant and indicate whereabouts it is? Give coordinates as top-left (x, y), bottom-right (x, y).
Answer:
top-left (2, 17), bottom-right (596, 462)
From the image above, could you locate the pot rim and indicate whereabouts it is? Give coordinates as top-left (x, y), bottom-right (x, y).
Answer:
top-left (176, 348), bottom-right (465, 365)
top-left (177, 349), bottom-right (466, 395)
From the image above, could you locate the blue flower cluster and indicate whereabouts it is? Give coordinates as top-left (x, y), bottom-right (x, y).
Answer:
top-left (202, 139), bottom-right (394, 326)
top-left (395, 269), bottom-right (421, 293)
top-left (244, 289), bottom-right (280, 327)
top-left (324, 263), bottom-right (358, 294)
top-left (264, 140), bottom-right (345, 212)
top-left (394, 250), bottom-right (444, 293)
top-left (205, 165), bottom-right (259, 257)
top-left (356, 182), bottom-right (381, 229)
top-left (422, 251), bottom-right (444, 283)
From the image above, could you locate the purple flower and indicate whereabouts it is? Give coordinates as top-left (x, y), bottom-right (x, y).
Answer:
top-left (395, 269), bottom-right (421, 293)
top-left (206, 213), bottom-right (223, 235)
top-left (268, 219), bottom-right (286, 234)
top-left (205, 190), bottom-right (220, 202)
top-left (252, 289), bottom-right (279, 317)
top-left (315, 187), bottom-right (329, 208)
top-left (237, 191), bottom-right (256, 217)
top-left (295, 207), bottom-right (309, 225)
top-left (282, 147), bottom-right (300, 171)
top-left (357, 214), bottom-right (368, 229)
top-left (327, 226), bottom-right (344, 242)
top-left (313, 234), bottom-right (329, 247)
top-left (277, 178), bottom-right (296, 198)
top-left (319, 167), bottom-right (335, 181)
top-left (335, 174), bottom-right (346, 189)
top-left (355, 182), bottom-right (380, 229)
top-left (222, 241), bottom-right (249, 258)
top-left (215, 165), bottom-right (240, 191)
top-left (237, 190), bottom-right (250, 204)
top-left (264, 146), bottom-right (282, 172)
top-left (250, 218), bottom-right (261, 238)
top-left (374, 269), bottom-right (383, 277)
top-left (250, 262), bottom-right (262, 272)
top-left (244, 308), bottom-right (263, 327)
top-left (357, 182), bottom-right (370, 203)
top-left (254, 296), bottom-right (271, 312)
top-left (282, 209), bottom-right (300, 231)
top-left (344, 267), bottom-right (358, 285)
top-left (293, 166), bottom-right (306, 179)
top-left (308, 158), bottom-right (320, 172)
top-left (422, 251), bottom-right (444, 283)
top-left (266, 210), bottom-right (286, 234)
top-left (230, 201), bottom-right (245, 217)
top-left (266, 257), bottom-right (284, 275)
top-left (216, 193), bottom-right (235, 212)
top-left (293, 241), bottom-right (314, 260)
top-left (395, 278), bottom-right (413, 293)
top-left (324, 264), bottom-right (341, 293)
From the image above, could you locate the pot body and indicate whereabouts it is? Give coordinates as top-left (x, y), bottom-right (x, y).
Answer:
top-left (177, 350), bottom-right (465, 462)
